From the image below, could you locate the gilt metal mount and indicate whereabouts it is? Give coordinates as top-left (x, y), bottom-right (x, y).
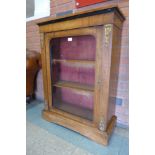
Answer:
top-left (99, 117), bottom-right (106, 132)
top-left (104, 24), bottom-right (112, 47)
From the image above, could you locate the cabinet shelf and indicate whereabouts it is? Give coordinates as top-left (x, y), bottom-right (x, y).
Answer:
top-left (53, 81), bottom-right (94, 92)
top-left (53, 59), bottom-right (95, 66)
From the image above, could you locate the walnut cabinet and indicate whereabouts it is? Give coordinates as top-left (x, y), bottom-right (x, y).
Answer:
top-left (37, 5), bottom-right (125, 145)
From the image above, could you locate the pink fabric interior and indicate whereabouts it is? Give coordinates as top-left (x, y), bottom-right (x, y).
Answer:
top-left (52, 63), bottom-right (95, 85)
top-left (53, 87), bottom-right (94, 110)
top-left (51, 35), bottom-right (96, 60)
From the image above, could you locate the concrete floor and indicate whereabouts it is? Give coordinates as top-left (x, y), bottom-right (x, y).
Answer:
top-left (26, 101), bottom-right (129, 155)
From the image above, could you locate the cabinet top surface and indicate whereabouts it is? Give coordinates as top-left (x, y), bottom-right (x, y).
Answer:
top-left (36, 5), bottom-right (125, 26)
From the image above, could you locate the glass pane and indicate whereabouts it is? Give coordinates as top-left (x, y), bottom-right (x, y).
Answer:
top-left (52, 87), bottom-right (94, 121)
top-left (50, 35), bottom-right (96, 121)
top-left (52, 62), bottom-right (95, 86)
top-left (51, 35), bottom-right (96, 60)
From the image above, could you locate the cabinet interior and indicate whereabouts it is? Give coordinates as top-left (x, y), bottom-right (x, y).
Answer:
top-left (50, 35), bottom-right (96, 121)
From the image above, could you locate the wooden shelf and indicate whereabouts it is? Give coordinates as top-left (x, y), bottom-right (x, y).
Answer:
top-left (53, 98), bottom-right (93, 121)
top-left (53, 59), bottom-right (95, 65)
top-left (53, 81), bottom-right (94, 92)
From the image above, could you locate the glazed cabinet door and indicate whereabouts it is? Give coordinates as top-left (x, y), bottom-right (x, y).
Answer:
top-left (44, 27), bottom-right (98, 126)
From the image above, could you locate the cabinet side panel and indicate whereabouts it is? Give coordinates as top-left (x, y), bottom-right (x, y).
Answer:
top-left (95, 25), bottom-right (113, 131)
top-left (108, 25), bottom-right (122, 123)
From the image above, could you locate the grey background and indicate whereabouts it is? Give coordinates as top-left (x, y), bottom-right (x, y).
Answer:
top-left (26, 0), bottom-right (34, 18)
